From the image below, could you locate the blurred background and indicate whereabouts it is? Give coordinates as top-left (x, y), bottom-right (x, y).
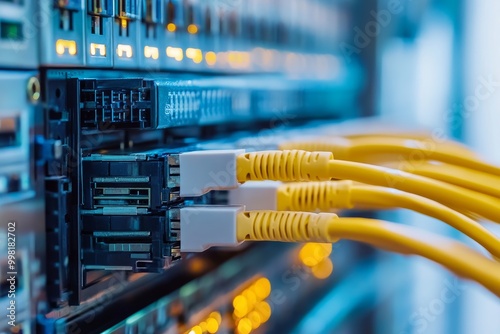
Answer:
top-left (344, 0), bottom-right (500, 333)
top-left (0, 0), bottom-right (499, 333)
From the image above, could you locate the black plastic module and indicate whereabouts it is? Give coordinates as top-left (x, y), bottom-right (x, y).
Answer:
top-left (81, 154), bottom-right (174, 212)
top-left (81, 214), bottom-right (180, 273)
top-left (80, 79), bottom-right (155, 130)
top-left (42, 71), bottom-right (356, 306)
top-left (79, 150), bottom-right (182, 273)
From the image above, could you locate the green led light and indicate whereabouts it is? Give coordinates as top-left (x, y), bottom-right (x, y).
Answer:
top-left (0, 21), bottom-right (23, 41)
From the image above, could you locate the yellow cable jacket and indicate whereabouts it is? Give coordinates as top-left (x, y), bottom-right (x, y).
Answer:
top-left (236, 211), bottom-right (500, 297)
top-left (328, 160), bottom-right (500, 223)
top-left (403, 163), bottom-right (500, 199)
top-left (277, 180), bottom-right (355, 211)
top-left (350, 186), bottom-right (500, 260)
top-left (237, 150), bottom-right (500, 223)
top-left (275, 181), bottom-right (500, 259)
top-left (279, 137), bottom-right (500, 177)
top-left (236, 211), bottom-right (338, 243)
top-left (329, 218), bottom-right (500, 297)
top-left (347, 135), bottom-right (478, 159)
top-left (237, 150), bottom-right (333, 182)
top-left (236, 150), bottom-right (500, 223)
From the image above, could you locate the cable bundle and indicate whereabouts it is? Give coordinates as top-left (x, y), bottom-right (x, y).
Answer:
top-left (231, 131), bottom-right (500, 297)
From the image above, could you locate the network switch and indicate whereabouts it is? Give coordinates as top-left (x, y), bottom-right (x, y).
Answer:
top-left (0, 0), bottom-right (381, 332)
top-left (41, 67), bottom-right (360, 306)
top-left (79, 149), bottom-right (184, 273)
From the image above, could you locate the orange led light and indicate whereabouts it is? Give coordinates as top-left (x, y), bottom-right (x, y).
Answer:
top-left (186, 48), bottom-right (203, 64)
top-left (233, 295), bottom-right (249, 318)
top-left (166, 46), bottom-right (183, 61)
top-left (56, 39), bottom-right (77, 56)
top-left (242, 289), bottom-right (257, 307)
top-left (209, 312), bottom-right (222, 324)
top-left (187, 325), bottom-right (202, 334)
top-left (90, 43), bottom-right (106, 56)
top-left (311, 258), bottom-right (334, 280)
top-left (228, 51), bottom-right (250, 69)
top-left (116, 44), bottom-right (133, 58)
top-left (206, 317), bottom-right (219, 334)
top-left (187, 24), bottom-right (198, 34)
top-left (253, 278), bottom-right (271, 300)
top-left (299, 243), bottom-right (332, 267)
top-left (255, 301), bottom-right (271, 323)
top-left (205, 51), bottom-right (217, 66)
top-left (144, 46), bottom-right (159, 60)
top-left (167, 23), bottom-right (177, 32)
top-left (247, 311), bottom-right (262, 329)
top-left (237, 318), bottom-right (253, 334)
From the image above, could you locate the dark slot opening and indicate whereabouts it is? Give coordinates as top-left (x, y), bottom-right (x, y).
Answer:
top-left (205, 7), bottom-right (211, 35)
top-left (59, 9), bottom-right (74, 31)
top-left (167, 0), bottom-right (175, 24)
top-left (91, 15), bottom-right (103, 35)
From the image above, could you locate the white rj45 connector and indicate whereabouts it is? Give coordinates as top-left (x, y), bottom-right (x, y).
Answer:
top-left (228, 181), bottom-right (280, 210)
top-left (179, 149), bottom-right (245, 197)
top-left (180, 205), bottom-right (244, 252)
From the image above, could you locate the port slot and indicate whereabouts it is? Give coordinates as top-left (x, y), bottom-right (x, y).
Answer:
top-left (91, 15), bottom-right (103, 35)
top-left (117, 19), bottom-right (130, 37)
top-left (184, 1), bottom-right (197, 34)
top-left (116, 0), bottom-right (139, 19)
top-left (143, 0), bottom-right (161, 24)
top-left (81, 214), bottom-right (180, 272)
top-left (79, 79), bottom-right (155, 130)
top-left (0, 116), bottom-right (19, 148)
top-left (92, 186), bottom-right (151, 208)
top-left (165, 0), bottom-right (176, 32)
top-left (228, 11), bottom-right (238, 37)
top-left (59, 9), bottom-right (74, 31)
top-left (54, 0), bottom-right (81, 10)
top-left (0, 20), bottom-right (23, 41)
top-left (204, 7), bottom-right (211, 35)
top-left (88, 0), bottom-right (112, 16)
top-left (243, 17), bottom-right (256, 41)
top-left (143, 0), bottom-right (161, 38)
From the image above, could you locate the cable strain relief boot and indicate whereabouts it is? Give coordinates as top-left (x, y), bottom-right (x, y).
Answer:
top-left (277, 180), bottom-right (354, 212)
top-left (278, 137), bottom-right (352, 160)
top-left (236, 211), bottom-right (339, 243)
top-left (236, 150), bottom-right (333, 182)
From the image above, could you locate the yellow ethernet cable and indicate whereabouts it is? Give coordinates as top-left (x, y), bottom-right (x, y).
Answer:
top-left (343, 135), bottom-right (478, 159)
top-left (234, 211), bottom-right (500, 297)
top-left (230, 181), bottom-right (500, 260)
top-left (395, 162), bottom-right (500, 199)
top-left (279, 136), bottom-right (500, 177)
top-left (235, 150), bottom-right (500, 223)
top-left (180, 206), bottom-right (500, 296)
top-left (349, 185), bottom-right (500, 260)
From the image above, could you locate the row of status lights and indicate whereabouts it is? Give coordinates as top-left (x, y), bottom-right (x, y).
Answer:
top-left (183, 277), bottom-right (271, 334)
top-left (233, 277), bottom-right (272, 334)
top-left (54, 39), bottom-right (340, 74)
top-left (186, 311), bottom-right (223, 334)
